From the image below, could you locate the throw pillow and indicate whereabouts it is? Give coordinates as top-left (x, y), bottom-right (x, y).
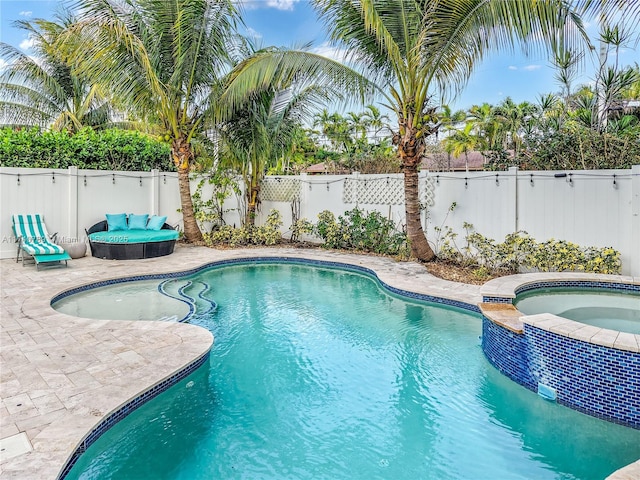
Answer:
top-left (106, 213), bottom-right (128, 231)
top-left (128, 213), bottom-right (149, 230)
top-left (147, 215), bottom-right (167, 231)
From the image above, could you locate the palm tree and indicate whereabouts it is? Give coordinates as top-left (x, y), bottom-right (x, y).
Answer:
top-left (0, 12), bottom-right (111, 131)
top-left (537, 93), bottom-right (565, 132)
top-left (443, 123), bottom-right (484, 172)
top-left (493, 98), bottom-right (540, 157)
top-left (59, 0), bottom-right (241, 242)
top-left (437, 105), bottom-right (466, 137)
top-left (219, 72), bottom-right (331, 225)
top-left (311, 0), bottom-right (589, 261)
top-left (467, 103), bottom-right (501, 159)
top-left (361, 104), bottom-right (389, 141)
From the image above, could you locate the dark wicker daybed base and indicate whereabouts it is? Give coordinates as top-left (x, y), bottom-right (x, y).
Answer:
top-left (86, 220), bottom-right (177, 260)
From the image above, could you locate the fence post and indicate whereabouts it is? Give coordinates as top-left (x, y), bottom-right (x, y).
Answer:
top-left (299, 173), bottom-right (309, 221)
top-left (508, 166), bottom-right (519, 233)
top-left (151, 169), bottom-right (160, 216)
top-left (631, 165), bottom-right (640, 276)
top-left (68, 166), bottom-right (79, 241)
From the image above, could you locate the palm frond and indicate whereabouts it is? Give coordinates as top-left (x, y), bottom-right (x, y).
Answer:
top-left (220, 47), bottom-right (376, 118)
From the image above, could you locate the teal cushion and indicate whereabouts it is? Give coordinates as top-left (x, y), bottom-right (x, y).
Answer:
top-left (106, 213), bottom-right (128, 231)
top-left (147, 215), bottom-right (167, 231)
top-left (89, 229), bottom-right (178, 244)
top-left (128, 214), bottom-right (149, 230)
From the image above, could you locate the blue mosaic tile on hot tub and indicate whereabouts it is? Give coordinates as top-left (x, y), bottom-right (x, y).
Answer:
top-left (525, 324), bottom-right (640, 428)
top-left (481, 318), bottom-right (537, 391)
top-left (482, 296), bottom-right (513, 303)
top-left (481, 316), bottom-right (640, 429)
top-left (515, 281), bottom-right (640, 296)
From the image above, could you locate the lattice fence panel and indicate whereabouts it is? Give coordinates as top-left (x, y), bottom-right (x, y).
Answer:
top-left (342, 177), bottom-right (404, 205)
top-left (420, 176), bottom-right (436, 207)
top-left (261, 177), bottom-right (301, 202)
top-left (342, 176), bottom-right (436, 207)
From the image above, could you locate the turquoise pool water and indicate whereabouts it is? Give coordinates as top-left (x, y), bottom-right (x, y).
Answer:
top-left (62, 264), bottom-right (640, 479)
top-left (516, 287), bottom-right (640, 335)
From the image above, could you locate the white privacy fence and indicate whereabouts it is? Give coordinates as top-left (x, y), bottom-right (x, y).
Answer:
top-left (1, 165), bottom-right (639, 275)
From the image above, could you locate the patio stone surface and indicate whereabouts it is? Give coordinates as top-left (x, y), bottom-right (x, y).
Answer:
top-left (0, 245), bottom-right (482, 479)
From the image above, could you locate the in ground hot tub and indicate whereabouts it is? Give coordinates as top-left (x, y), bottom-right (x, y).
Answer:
top-left (479, 274), bottom-right (640, 430)
top-left (515, 286), bottom-right (640, 335)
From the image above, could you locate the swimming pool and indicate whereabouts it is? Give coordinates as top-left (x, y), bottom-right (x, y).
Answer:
top-left (515, 287), bottom-right (640, 335)
top-left (55, 263), bottom-right (640, 479)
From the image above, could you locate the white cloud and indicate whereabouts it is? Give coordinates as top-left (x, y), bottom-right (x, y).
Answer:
top-left (312, 42), bottom-right (349, 63)
top-left (508, 65), bottom-right (518, 70)
top-left (265, 0), bottom-right (299, 11)
top-left (19, 11), bottom-right (33, 17)
top-left (232, 0), bottom-right (256, 10)
top-left (235, 0), bottom-right (299, 10)
top-left (245, 27), bottom-right (262, 39)
top-left (522, 64), bottom-right (541, 71)
top-left (19, 38), bottom-right (35, 51)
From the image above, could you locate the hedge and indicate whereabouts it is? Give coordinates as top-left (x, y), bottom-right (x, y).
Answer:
top-left (0, 127), bottom-right (173, 171)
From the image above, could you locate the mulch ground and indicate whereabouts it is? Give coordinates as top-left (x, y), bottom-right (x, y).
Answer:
top-left (423, 259), bottom-right (494, 285)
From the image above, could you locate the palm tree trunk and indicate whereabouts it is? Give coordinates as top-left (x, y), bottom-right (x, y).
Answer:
top-left (246, 182), bottom-right (260, 226)
top-left (397, 127), bottom-right (435, 262)
top-left (172, 137), bottom-right (203, 243)
top-left (245, 158), bottom-right (261, 226)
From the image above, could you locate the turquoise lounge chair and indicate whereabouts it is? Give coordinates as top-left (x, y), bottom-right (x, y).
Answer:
top-left (12, 214), bottom-right (71, 270)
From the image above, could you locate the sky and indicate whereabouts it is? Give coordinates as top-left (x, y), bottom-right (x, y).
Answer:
top-left (1, 0), bottom-right (639, 113)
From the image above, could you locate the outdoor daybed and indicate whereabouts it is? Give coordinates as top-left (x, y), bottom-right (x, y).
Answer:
top-left (86, 214), bottom-right (179, 260)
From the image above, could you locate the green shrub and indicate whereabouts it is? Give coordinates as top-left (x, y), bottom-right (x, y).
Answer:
top-left (0, 127), bottom-right (172, 171)
top-left (192, 170), bottom-right (241, 230)
top-left (436, 224), bottom-right (622, 275)
top-left (515, 122), bottom-right (640, 170)
top-left (205, 209), bottom-right (283, 247)
top-left (466, 229), bottom-right (537, 273)
top-left (290, 218), bottom-right (314, 242)
top-left (527, 240), bottom-right (621, 274)
top-left (315, 208), bottom-right (409, 257)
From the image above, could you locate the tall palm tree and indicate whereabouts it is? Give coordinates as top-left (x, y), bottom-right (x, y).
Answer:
top-left (0, 12), bottom-right (111, 131)
top-left (60, 0), bottom-right (241, 242)
top-left (312, 0), bottom-right (589, 261)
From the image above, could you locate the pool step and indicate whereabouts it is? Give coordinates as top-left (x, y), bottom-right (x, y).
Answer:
top-left (158, 279), bottom-right (217, 321)
top-left (180, 280), bottom-right (218, 316)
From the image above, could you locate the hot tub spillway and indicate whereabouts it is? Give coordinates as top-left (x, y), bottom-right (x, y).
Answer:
top-left (158, 278), bottom-right (217, 321)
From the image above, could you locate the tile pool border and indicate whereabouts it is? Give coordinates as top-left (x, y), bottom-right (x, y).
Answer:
top-left (53, 256), bottom-right (480, 479)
